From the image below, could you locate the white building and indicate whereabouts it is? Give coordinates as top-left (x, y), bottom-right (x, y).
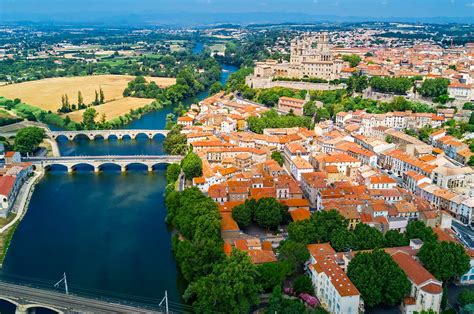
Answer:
top-left (307, 243), bottom-right (361, 314)
top-left (390, 251), bottom-right (443, 313)
top-left (448, 83), bottom-right (473, 102)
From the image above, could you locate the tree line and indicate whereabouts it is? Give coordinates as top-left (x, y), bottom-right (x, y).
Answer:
top-left (57, 88), bottom-right (105, 113)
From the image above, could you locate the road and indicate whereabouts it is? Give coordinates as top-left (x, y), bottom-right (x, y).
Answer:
top-left (0, 281), bottom-right (161, 313)
top-left (0, 171), bottom-right (42, 234)
top-left (452, 220), bottom-right (474, 249)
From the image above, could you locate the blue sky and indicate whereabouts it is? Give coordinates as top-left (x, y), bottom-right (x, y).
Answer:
top-left (1, 0), bottom-right (472, 22)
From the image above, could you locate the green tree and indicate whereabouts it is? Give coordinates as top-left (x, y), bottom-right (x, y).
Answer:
top-left (266, 285), bottom-right (307, 314)
top-left (82, 107), bottom-right (98, 129)
top-left (406, 221), bottom-right (438, 243)
top-left (303, 100), bottom-right (316, 117)
top-left (181, 152), bottom-right (202, 179)
top-left (254, 197), bottom-right (283, 230)
top-left (293, 275), bottom-right (313, 295)
top-left (232, 201), bottom-right (253, 228)
top-left (166, 163), bottom-right (181, 184)
top-left (314, 107), bottom-right (331, 122)
top-left (342, 54), bottom-right (362, 67)
top-left (418, 241), bottom-right (470, 282)
top-left (209, 81), bottom-right (223, 95)
top-left (184, 250), bottom-right (261, 313)
top-left (458, 289), bottom-right (474, 306)
top-left (330, 228), bottom-right (356, 252)
top-left (353, 223), bottom-right (384, 250)
top-left (94, 90), bottom-right (100, 105)
top-left (271, 151), bottom-right (284, 166)
top-left (418, 78), bottom-right (450, 98)
top-left (347, 250), bottom-right (411, 307)
top-left (257, 261), bottom-right (291, 292)
top-left (163, 125), bottom-right (188, 155)
top-left (77, 91), bottom-right (84, 107)
top-left (14, 126), bottom-right (45, 155)
top-left (384, 230), bottom-right (409, 247)
top-left (288, 209), bottom-right (348, 245)
top-left (278, 240), bottom-right (309, 273)
top-left (99, 87), bottom-right (105, 103)
top-left (165, 113), bottom-right (175, 130)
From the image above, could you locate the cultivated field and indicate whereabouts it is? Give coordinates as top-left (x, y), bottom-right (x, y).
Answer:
top-left (0, 75), bottom-right (175, 112)
top-left (65, 97), bottom-right (154, 122)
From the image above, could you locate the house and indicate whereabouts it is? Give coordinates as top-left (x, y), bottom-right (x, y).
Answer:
top-left (307, 243), bottom-right (361, 314)
top-left (5, 151), bottom-right (21, 164)
top-left (177, 116), bottom-right (194, 127)
top-left (300, 172), bottom-right (327, 209)
top-left (0, 163), bottom-right (33, 217)
top-left (390, 251), bottom-right (443, 313)
top-left (447, 83), bottom-right (473, 102)
top-left (277, 96), bottom-right (307, 115)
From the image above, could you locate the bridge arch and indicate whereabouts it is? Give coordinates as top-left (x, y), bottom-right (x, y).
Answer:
top-left (151, 162), bottom-right (173, 171)
top-left (23, 303), bottom-right (62, 313)
top-left (72, 133), bottom-right (90, 141)
top-left (70, 163), bottom-right (95, 171)
top-left (151, 133), bottom-right (166, 140)
top-left (123, 162), bottom-right (149, 171)
top-left (121, 134), bottom-right (132, 141)
top-left (44, 164), bottom-right (69, 172)
top-left (53, 135), bottom-right (69, 142)
top-left (107, 134), bottom-right (119, 141)
top-left (134, 132), bottom-right (151, 140)
top-left (0, 296), bottom-right (19, 306)
top-left (93, 134), bottom-right (105, 140)
top-left (97, 163), bottom-right (122, 171)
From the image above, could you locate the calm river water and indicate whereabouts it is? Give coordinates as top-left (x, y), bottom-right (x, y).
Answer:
top-left (0, 58), bottom-right (237, 312)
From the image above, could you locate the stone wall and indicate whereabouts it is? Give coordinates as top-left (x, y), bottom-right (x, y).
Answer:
top-left (246, 76), bottom-right (345, 91)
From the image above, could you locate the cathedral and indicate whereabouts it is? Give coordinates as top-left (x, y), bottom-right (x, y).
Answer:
top-left (253, 33), bottom-right (345, 81)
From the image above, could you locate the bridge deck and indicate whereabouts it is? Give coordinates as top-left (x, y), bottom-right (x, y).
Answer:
top-left (0, 281), bottom-right (161, 313)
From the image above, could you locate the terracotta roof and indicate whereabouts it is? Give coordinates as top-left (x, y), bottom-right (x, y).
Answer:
top-left (220, 212), bottom-right (240, 231)
top-left (370, 175), bottom-right (397, 185)
top-left (280, 198), bottom-right (310, 208)
top-left (248, 250), bottom-right (277, 264)
top-left (0, 175), bottom-right (15, 196)
top-left (390, 252), bottom-right (442, 294)
top-left (307, 243), bottom-right (336, 257)
top-left (290, 208), bottom-right (311, 221)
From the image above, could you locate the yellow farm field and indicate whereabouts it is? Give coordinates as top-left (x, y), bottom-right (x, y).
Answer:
top-left (65, 97), bottom-right (154, 122)
top-left (0, 75), bottom-right (175, 112)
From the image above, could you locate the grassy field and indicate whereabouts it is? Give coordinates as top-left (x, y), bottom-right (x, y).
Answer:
top-left (0, 75), bottom-right (175, 112)
top-left (208, 43), bottom-right (226, 54)
top-left (0, 215), bottom-right (18, 265)
top-left (65, 97), bottom-right (154, 122)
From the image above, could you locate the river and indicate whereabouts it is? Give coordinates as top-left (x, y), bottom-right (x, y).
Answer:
top-left (0, 56), bottom-right (237, 312)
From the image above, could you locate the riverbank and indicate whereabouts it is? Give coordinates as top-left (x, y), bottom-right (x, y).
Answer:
top-left (0, 170), bottom-right (43, 266)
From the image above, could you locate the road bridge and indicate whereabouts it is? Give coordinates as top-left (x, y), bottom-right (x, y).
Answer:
top-left (28, 155), bottom-right (183, 173)
top-left (0, 281), bottom-right (161, 313)
top-left (47, 129), bottom-right (170, 141)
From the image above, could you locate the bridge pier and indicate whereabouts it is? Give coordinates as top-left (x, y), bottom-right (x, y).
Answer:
top-left (121, 165), bottom-right (126, 172)
top-left (148, 165), bottom-right (153, 172)
top-left (94, 165), bottom-right (99, 173)
top-left (15, 305), bottom-right (27, 314)
top-left (67, 165), bottom-right (73, 173)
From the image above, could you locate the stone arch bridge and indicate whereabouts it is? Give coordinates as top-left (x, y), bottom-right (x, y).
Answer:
top-left (47, 129), bottom-right (170, 141)
top-left (29, 155), bottom-right (183, 173)
top-left (0, 281), bottom-right (161, 313)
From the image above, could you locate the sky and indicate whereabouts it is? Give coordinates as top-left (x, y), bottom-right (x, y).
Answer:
top-left (1, 0), bottom-right (473, 23)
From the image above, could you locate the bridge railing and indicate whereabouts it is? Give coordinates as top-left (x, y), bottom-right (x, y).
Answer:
top-left (0, 278), bottom-right (165, 312)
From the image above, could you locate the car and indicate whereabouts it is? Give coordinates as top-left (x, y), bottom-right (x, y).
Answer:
top-left (387, 171), bottom-right (393, 175)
